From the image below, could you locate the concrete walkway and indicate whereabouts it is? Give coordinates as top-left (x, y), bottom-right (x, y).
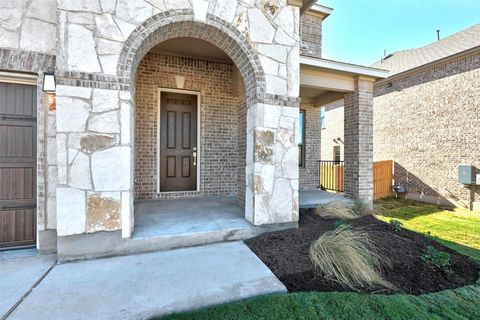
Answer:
top-left (3, 242), bottom-right (286, 320)
top-left (0, 250), bottom-right (56, 318)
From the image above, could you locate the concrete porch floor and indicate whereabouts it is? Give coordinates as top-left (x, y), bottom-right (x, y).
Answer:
top-left (133, 191), bottom-right (344, 239)
top-left (122, 196), bottom-right (296, 258)
top-left (57, 196), bottom-right (297, 262)
top-left (58, 192), bottom-right (340, 262)
top-left (299, 189), bottom-right (346, 208)
top-left (133, 196), bottom-right (251, 238)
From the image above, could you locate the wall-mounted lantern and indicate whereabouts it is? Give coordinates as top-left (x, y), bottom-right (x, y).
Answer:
top-left (42, 67), bottom-right (56, 111)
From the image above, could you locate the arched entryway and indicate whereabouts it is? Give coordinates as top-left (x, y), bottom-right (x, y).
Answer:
top-left (117, 11), bottom-right (267, 238)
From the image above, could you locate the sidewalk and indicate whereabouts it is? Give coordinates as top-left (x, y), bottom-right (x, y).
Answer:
top-left (1, 242), bottom-right (286, 320)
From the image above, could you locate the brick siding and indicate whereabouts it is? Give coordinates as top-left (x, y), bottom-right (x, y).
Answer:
top-left (300, 13), bottom-right (322, 58)
top-left (320, 99), bottom-right (344, 161)
top-left (299, 99), bottom-right (321, 190)
top-left (237, 76), bottom-right (247, 205)
top-left (344, 79), bottom-right (374, 202)
top-left (135, 52), bottom-right (243, 200)
top-left (318, 50), bottom-right (480, 207)
top-left (374, 51), bottom-right (480, 207)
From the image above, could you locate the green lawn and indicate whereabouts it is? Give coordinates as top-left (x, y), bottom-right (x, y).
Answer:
top-left (160, 198), bottom-right (480, 320)
top-left (162, 284), bottom-right (480, 320)
top-left (375, 198), bottom-right (480, 262)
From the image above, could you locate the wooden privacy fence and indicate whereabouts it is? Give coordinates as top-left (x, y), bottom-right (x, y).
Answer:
top-left (373, 160), bottom-right (394, 200)
top-left (319, 160), bottom-right (394, 200)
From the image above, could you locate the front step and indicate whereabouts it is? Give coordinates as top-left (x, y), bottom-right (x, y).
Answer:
top-left (56, 222), bottom-right (296, 263)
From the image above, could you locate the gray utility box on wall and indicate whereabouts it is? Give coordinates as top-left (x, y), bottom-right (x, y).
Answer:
top-left (458, 165), bottom-right (475, 185)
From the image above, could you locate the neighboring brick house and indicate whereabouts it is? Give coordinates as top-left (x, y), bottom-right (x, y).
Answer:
top-left (321, 24), bottom-right (480, 210)
top-left (0, 1), bottom-right (387, 259)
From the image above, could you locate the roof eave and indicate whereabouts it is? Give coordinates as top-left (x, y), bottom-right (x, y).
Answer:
top-left (306, 3), bottom-right (333, 19)
top-left (300, 55), bottom-right (390, 79)
top-left (375, 44), bottom-right (480, 84)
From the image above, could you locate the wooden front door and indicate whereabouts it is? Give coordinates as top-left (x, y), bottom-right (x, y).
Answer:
top-left (159, 92), bottom-right (197, 192)
top-left (0, 82), bottom-right (37, 248)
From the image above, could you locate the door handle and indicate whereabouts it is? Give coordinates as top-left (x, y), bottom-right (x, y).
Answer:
top-left (193, 152), bottom-right (197, 166)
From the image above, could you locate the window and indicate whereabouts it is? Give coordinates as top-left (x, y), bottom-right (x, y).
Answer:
top-left (320, 107), bottom-right (326, 129)
top-left (299, 110), bottom-right (305, 167)
top-left (333, 145), bottom-right (341, 162)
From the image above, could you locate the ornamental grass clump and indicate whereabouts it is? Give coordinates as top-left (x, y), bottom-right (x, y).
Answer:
top-left (309, 226), bottom-right (393, 291)
top-left (315, 199), bottom-right (374, 220)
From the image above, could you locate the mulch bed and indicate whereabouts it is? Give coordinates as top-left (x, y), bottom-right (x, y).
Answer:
top-left (245, 208), bottom-right (480, 295)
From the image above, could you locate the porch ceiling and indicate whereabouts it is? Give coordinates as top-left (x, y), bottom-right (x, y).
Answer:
top-left (152, 37), bottom-right (232, 63)
top-left (300, 55), bottom-right (389, 105)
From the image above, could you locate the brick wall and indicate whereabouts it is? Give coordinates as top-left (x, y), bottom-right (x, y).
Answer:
top-left (135, 52), bottom-right (241, 200)
top-left (374, 51), bottom-right (480, 208)
top-left (320, 99), bottom-right (344, 161)
top-left (317, 50), bottom-right (480, 208)
top-left (344, 79), bottom-right (374, 202)
top-left (300, 13), bottom-right (322, 58)
top-left (236, 72), bottom-right (247, 206)
top-left (299, 99), bottom-right (321, 190)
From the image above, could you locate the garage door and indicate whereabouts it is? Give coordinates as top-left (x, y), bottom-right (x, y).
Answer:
top-left (0, 82), bottom-right (37, 248)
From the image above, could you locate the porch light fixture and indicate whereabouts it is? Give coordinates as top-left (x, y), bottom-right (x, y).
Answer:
top-left (42, 67), bottom-right (56, 111)
top-left (42, 67), bottom-right (56, 93)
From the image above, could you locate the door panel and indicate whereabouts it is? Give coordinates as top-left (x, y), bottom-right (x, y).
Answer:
top-left (160, 92), bottom-right (197, 192)
top-left (0, 82), bottom-right (36, 248)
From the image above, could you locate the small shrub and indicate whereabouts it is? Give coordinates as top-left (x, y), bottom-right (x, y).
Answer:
top-left (352, 200), bottom-right (375, 216)
top-left (309, 227), bottom-right (393, 291)
top-left (333, 219), bottom-right (351, 230)
top-left (389, 219), bottom-right (403, 232)
top-left (315, 200), bottom-right (370, 220)
top-left (421, 246), bottom-right (453, 275)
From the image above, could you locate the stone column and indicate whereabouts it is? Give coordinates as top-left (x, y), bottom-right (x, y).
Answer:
top-left (245, 102), bottom-right (299, 226)
top-left (55, 85), bottom-right (134, 239)
top-left (343, 77), bottom-right (374, 203)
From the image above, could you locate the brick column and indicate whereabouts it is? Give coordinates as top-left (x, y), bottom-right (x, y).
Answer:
top-left (343, 77), bottom-right (374, 203)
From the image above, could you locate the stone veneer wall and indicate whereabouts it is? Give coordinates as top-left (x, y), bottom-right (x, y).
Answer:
top-left (374, 51), bottom-right (480, 208)
top-left (135, 52), bottom-right (239, 199)
top-left (55, 84), bottom-right (133, 236)
top-left (53, 1), bottom-right (301, 238)
top-left (0, 0), bottom-right (56, 55)
top-left (300, 13), bottom-right (322, 58)
top-left (247, 103), bottom-right (300, 224)
top-left (56, 0), bottom-right (300, 98)
top-left (299, 98), bottom-right (321, 190)
top-left (320, 99), bottom-right (344, 161)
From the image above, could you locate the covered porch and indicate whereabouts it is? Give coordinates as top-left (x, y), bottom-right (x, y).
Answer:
top-left (132, 190), bottom-right (340, 249)
top-left (299, 56), bottom-right (388, 202)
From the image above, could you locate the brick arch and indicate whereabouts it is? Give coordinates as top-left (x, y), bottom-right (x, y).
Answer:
top-left (117, 10), bottom-right (265, 100)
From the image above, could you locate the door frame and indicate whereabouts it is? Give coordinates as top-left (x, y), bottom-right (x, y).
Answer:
top-left (156, 88), bottom-right (201, 194)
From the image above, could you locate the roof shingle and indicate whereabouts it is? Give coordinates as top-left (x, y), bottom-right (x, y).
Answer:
top-left (372, 24), bottom-right (480, 75)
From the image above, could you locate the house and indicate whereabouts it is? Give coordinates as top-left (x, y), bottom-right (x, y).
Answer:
top-left (320, 24), bottom-right (480, 210)
top-left (0, 0), bottom-right (387, 259)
